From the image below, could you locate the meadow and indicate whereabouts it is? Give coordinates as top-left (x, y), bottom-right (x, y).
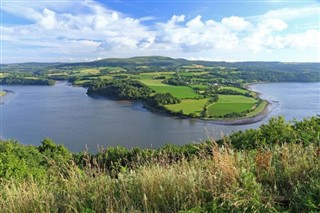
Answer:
top-left (165, 98), bottom-right (209, 115)
top-left (207, 95), bottom-right (257, 117)
top-left (139, 75), bottom-right (201, 99)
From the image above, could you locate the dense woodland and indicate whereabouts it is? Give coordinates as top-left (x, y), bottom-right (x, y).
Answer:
top-left (0, 77), bottom-right (55, 85)
top-left (0, 116), bottom-right (319, 212)
top-left (87, 79), bottom-right (152, 100)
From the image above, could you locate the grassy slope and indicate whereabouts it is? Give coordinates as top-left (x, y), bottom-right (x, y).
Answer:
top-left (1, 143), bottom-right (318, 213)
top-left (208, 95), bottom-right (257, 117)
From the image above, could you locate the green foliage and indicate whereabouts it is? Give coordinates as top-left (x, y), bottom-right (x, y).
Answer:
top-left (0, 77), bottom-right (55, 85)
top-left (229, 116), bottom-right (320, 149)
top-left (0, 117), bottom-right (319, 212)
top-left (38, 138), bottom-right (72, 165)
top-left (291, 174), bottom-right (320, 212)
top-left (87, 79), bottom-right (152, 100)
top-left (0, 141), bottom-right (46, 180)
top-left (147, 93), bottom-right (181, 107)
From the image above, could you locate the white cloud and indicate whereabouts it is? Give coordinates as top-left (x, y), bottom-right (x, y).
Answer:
top-left (259, 5), bottom-right (320, 21)
top-left (171, 15), bottom-right (186, 23)
top-left (39, 8), bottom-right (58, 30)
top-left (1, 1), bottom-right (319, 62)
top-left (221, 16), bottom-right (251, 31)
top-left (245, 18), bottom-right (288, 52)
top-left (284, 30), bottom-right (320, 49)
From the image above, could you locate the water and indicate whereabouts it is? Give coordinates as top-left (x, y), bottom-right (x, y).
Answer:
top-left (1, 82), bottom-right (319, 152)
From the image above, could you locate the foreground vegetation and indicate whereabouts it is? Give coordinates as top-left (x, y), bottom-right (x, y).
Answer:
top-left (0, 116), bottom-right (319, 212)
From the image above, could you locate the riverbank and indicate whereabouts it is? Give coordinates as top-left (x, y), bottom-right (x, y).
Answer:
top-left (142, 98), bottom-right (271, 125)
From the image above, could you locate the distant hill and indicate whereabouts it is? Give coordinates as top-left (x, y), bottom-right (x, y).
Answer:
top-left (1, 56), bottom-right (319, 75)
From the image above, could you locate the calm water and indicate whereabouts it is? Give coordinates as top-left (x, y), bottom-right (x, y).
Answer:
top-left (0, 82), bottom-right (319, 152)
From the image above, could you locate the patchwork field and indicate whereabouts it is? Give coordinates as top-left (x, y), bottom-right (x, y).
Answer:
top-left (207, 95), bottom-right (257, 117)
top-left (70, 68), bottom-right (267, 120)
top-left (165, 99), bottom-right (209, 115)
top-left (139, 78), bottom-right (201, 99)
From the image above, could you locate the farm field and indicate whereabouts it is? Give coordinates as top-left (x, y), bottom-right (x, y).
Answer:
top-left (165, 99), bottom-right (209, 115)
top-left (148, 84), bottom-right (200, 99)
top-left (139, 77), bottom-right (201, 99)
top-left (245, 100), bottom-right (268, 118)
top-left (207, 95), bottom-right (257, 117)
top-left (219, 86), bottom-right (248, 94)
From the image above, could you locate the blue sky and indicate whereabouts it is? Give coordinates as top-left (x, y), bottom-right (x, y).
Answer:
top-left (1, 0), bottom-right (319, 63)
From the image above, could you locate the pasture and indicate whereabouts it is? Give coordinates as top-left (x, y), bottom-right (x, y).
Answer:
top-left (139, 77), bottom-right (201, 99)
top-left (165, 99), bottom-right (209, 115)
top-left (207, 95), bottom-right (257, 117)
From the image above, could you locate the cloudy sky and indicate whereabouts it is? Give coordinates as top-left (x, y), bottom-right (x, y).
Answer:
top-left (1, 0), bottom-right (319, 63)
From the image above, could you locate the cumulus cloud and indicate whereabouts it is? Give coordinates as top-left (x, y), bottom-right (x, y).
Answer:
top-left (1, 1), bottom-right (319, 62)
top-left (221, 16), bottom-right (251, 31)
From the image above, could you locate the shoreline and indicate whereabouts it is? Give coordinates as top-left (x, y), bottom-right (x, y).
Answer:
top-left (143, 100), bottom-right (271, 126)
top-left (140, 97), bottom-right (272, 126)
top-left (88, 83), bottom-right (273, 126)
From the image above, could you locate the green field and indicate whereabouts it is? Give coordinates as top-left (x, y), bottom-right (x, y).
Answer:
top-left (165, 99), bottom-right (208, 115)
top-left (139, 78), bottom-right (201, 99)
top-left (207, 95), bottom-right (257, 117)
top-left (245, 100), bottom-right (268, 117)
top-left (71, 69), bottom-right (266, 119)
top-left (79, 68), bottom-right (100, 75)
top-left (220, 86), bottom-right (247, 94)
top-left (149, 85), bottom-right (200, 99)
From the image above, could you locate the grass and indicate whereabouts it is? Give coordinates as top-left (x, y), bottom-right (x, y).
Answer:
top-left (149, 85), bottom-right (200, 99)
top-left (24, 77), bottom-right (39, 80)
top-left (207, 95), bottom-right (257, 117)
top-left (140, 72), bottom-right (175, 76)
top-left (0, 72), bottom-right (8, 78)
top-left (0, 143), bottom-right (318, 212)
top-left (140, 78), bottom-right (201, 99)
top-left (165, 99), bottom-right (209, 115)
top-left (79, 68), bottom-right (100, 75)
top-left (220, 86), bottom-right (248, 94)
top-left (179, 71), bottom-right (208, 76)
top-left (246, 100), bottom-right (268, 118)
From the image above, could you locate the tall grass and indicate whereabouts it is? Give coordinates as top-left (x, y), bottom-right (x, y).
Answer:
top-left (0, 143), bottom-right (319, 212)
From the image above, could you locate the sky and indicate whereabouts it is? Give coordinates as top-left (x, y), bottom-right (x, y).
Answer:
top-left (1, 0), bottom-right (319, 63)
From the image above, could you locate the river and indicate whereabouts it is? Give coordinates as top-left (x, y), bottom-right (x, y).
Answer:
top-left (0, 82), bottom-right (319, 152)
